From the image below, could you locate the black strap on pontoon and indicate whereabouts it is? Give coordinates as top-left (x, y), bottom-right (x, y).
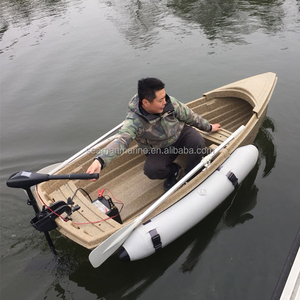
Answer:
top-left (143, 220), bottom-right (162, 251)
top-left (226, 171), bottom-right (238, 188)
top-left (149, 229), bottom-right (162, 251)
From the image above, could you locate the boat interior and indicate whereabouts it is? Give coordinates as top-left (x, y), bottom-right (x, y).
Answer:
top-left (37, 94), bottom-right (254, 248)
top-left (93, 96), bottom-right (254, 222)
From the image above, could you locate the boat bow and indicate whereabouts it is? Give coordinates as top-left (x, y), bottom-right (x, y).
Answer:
top-left (203, 72), bottom-right (277, 117)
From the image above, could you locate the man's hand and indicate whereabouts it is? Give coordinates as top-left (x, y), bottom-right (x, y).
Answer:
top-left (211, 123), bottom-right (222, 132)
top-left (86, 159), bottom-right (101, 180)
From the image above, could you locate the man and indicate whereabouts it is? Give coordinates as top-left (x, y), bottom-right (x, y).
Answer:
top-left (87, 78), bottom-right (221, 191)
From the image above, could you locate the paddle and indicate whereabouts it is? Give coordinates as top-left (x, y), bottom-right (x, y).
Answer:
top-left (89, 125), bottom-right (245, 268)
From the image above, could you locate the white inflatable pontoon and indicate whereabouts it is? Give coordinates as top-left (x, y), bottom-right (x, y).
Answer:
top-left (118, 144), bottom-right (259, 261)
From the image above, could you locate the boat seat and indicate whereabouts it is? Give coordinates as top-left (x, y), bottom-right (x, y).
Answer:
top-left (200, 128), bottom-right (233, 146)
top-left (209, 144), bottom-right (218, 150)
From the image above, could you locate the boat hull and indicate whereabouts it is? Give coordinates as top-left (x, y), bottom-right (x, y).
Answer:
top-left (118, 145), bottom-right (259, 261)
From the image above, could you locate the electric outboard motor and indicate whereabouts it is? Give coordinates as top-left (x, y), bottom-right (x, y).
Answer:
top-left (6, 171), bottom-right (99, 253)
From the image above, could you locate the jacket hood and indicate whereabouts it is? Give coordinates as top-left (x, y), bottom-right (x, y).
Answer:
top-left (128, 94), bottom-right (140, 113)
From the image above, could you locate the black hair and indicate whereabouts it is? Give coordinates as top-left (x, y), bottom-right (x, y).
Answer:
top-left (138, 78), bottom-right (165, 103)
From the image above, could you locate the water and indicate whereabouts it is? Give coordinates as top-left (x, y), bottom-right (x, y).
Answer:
top-left (1, 0), bottom-right (299, 299)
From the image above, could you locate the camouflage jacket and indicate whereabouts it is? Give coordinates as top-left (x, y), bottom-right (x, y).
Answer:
top-left (96, 94), bottom-right (211, 168)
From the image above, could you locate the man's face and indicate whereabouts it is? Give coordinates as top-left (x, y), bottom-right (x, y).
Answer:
top-left (142, 89), bottom-right (166, 114)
